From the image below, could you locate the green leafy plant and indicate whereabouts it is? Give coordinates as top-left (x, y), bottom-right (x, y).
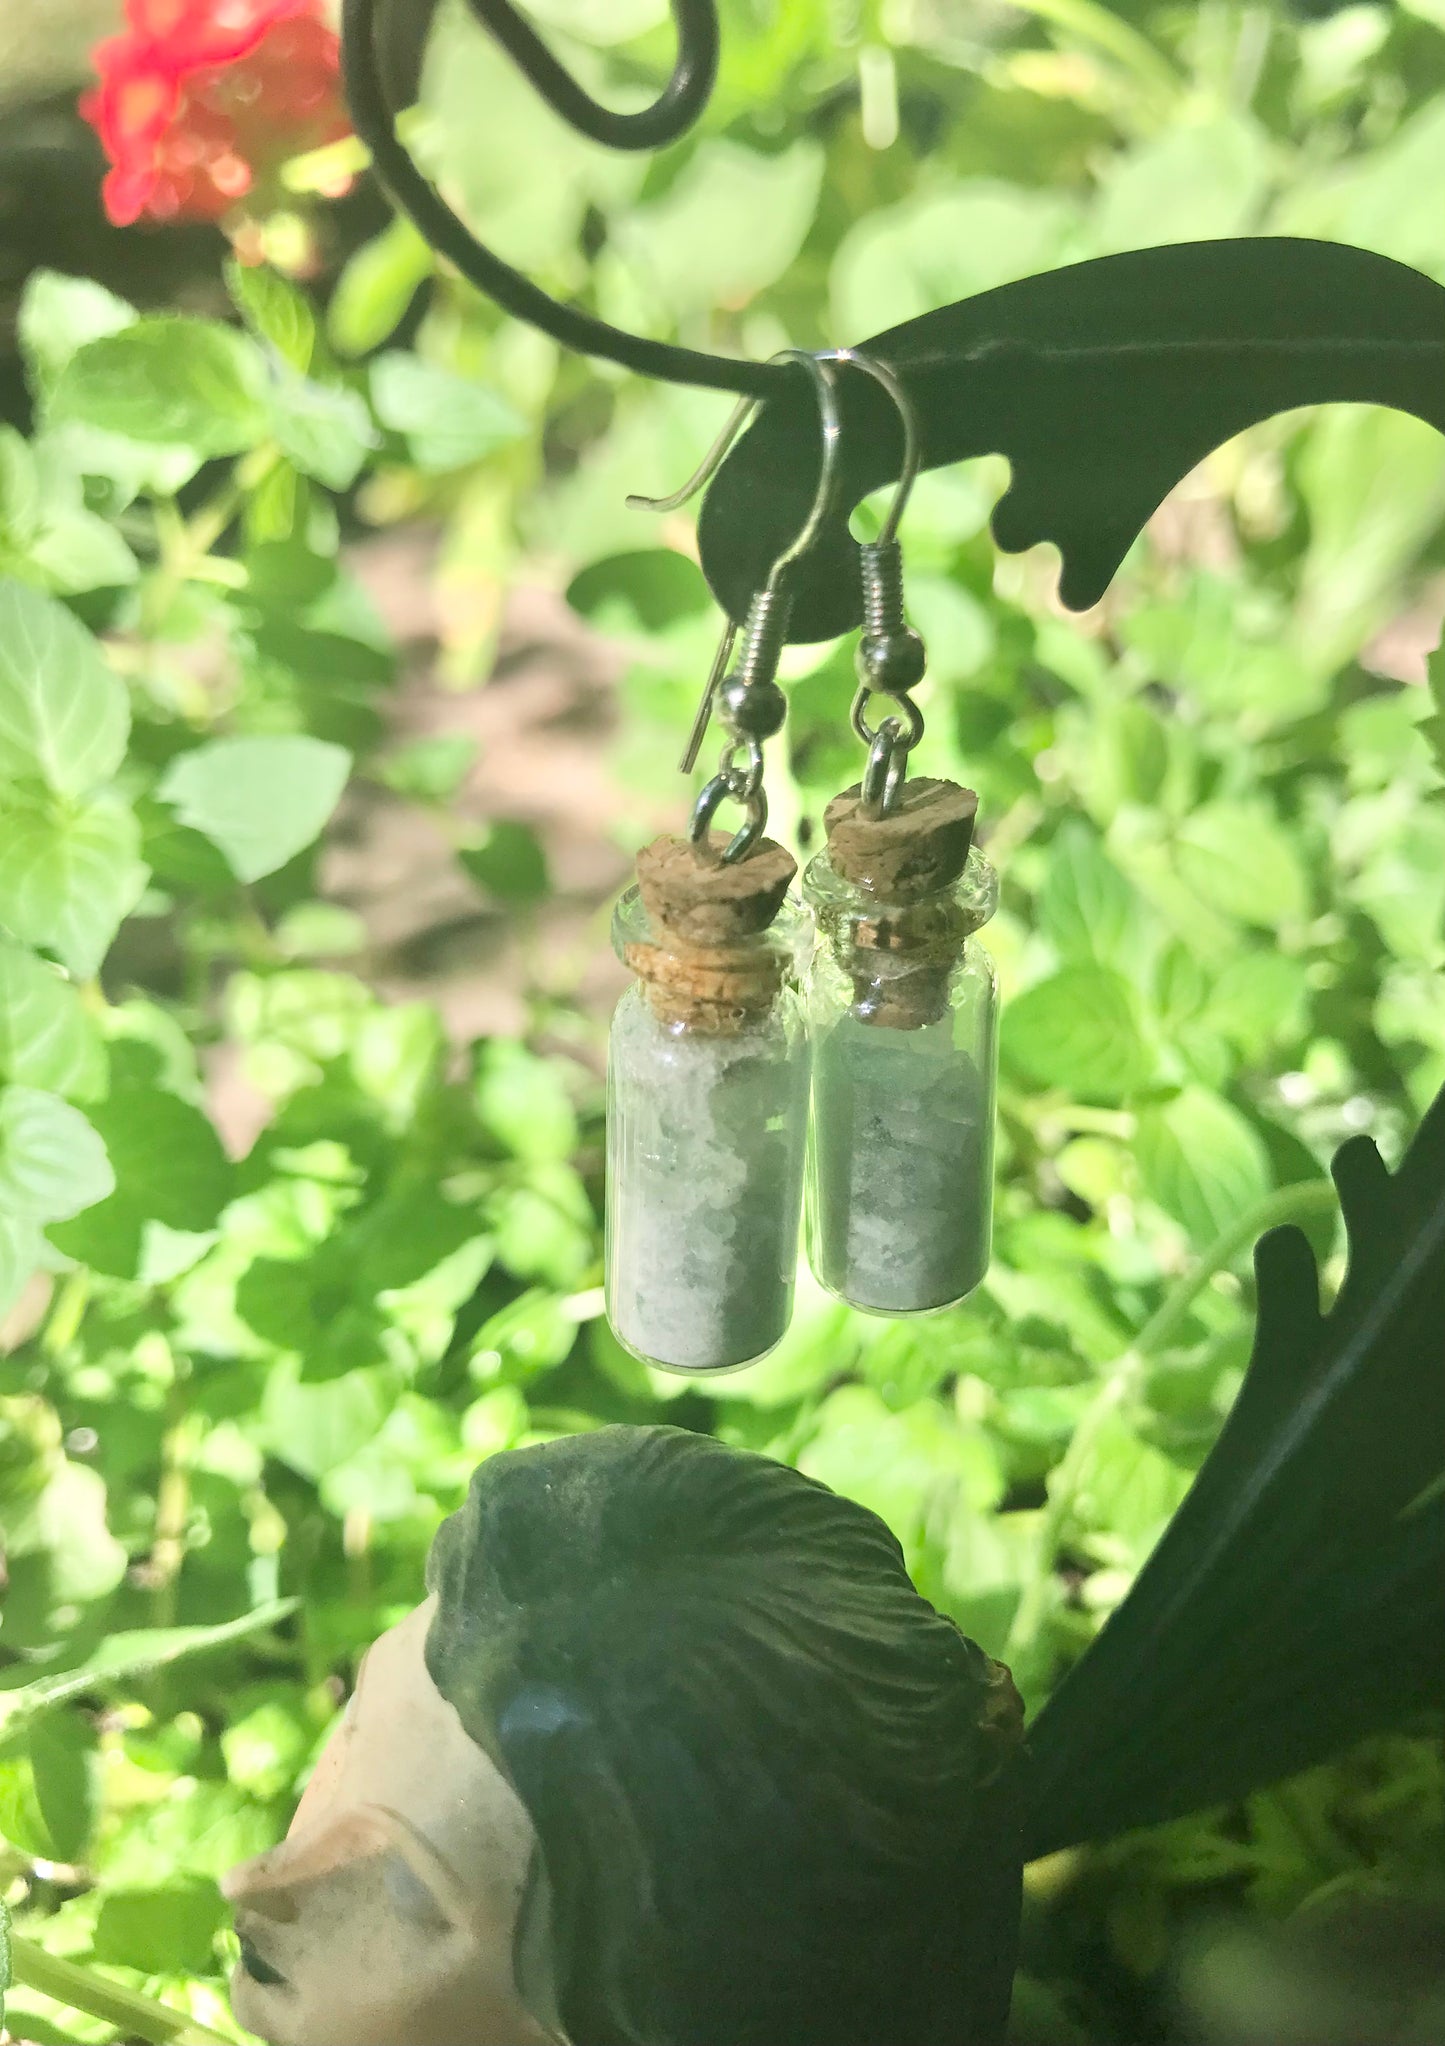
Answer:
top-left (2, 0), bottom-right (1445, 2036)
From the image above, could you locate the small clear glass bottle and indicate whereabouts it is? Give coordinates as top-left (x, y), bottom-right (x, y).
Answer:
top-left (803, 780), bottom-right (998, 1316)
top-left (605, 836), bottom-right (810, 1374)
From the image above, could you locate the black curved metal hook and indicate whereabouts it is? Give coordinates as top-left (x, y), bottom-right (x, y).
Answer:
top-left (340, 0), bottom-right (788, 398)
top-left (463, 0), bottom-right (718, 152)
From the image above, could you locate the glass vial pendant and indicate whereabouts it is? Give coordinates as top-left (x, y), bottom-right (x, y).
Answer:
top-left (803, 778), bottom-right (998, 1316)
top-left (605, 833), bottom-right (810, 1374)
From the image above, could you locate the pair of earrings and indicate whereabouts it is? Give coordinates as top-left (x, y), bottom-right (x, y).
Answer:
top-left (604, 351), bottom-right (999, 1376)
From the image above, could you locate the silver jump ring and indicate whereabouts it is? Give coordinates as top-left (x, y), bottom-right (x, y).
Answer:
top-left (851, 683), bottom-right (924, 753)
top-left (690, 770), bottom-right (768, 864)
top-left (718, 735), bottom-right (765, 800)
top-left (861, 718), bottom-right (909, 819)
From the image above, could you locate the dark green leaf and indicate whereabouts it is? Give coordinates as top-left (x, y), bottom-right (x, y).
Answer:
top-left (566, 549), bottom-right (712, 633)
top-left (1026, 1084), bottom-right (1445, 1854)
top-left (27, 1712), bottom-right (98, 1862)
top-left (459, 820), bottom-right (549, 905)
top-left (48, 1084), bottom-right (233, 1280)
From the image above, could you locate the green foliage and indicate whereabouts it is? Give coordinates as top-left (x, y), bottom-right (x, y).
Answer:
top-left (157, 737), bottom-right (351, 885)
top-left (2, 1), bottom-right (1445, 2038)
top-left (50, 322), bottom-right (269, 461)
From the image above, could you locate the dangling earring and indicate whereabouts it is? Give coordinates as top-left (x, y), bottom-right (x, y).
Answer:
top-left (604, 353), bottom-right (842, 1375)
top-left (801, 349), bottom-right (1000, 1317)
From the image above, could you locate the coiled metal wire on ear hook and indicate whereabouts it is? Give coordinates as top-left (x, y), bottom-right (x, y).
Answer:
top-left (630, 348), bottom-right (925, 831)
top-left (817, 350), bottom-right (928, 821)
top-left (640, 351), bottom-right (842, 865)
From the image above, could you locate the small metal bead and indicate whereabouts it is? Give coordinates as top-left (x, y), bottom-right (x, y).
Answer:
top-left (718, 671), bottom-right (787, 741)
top-left (856, 628), bottom-right (926, 696)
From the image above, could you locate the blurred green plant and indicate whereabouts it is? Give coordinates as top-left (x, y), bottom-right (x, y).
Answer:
top-left (2, 0), bottom-right (1445, 2037)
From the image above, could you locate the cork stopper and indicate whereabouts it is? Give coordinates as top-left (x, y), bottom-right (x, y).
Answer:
top-left (823, 777), bottom-right (978, 903)
top-left (625, 833), bottom-right (798, 1033)
top-left (636, 833), bottom-right (795, 944)
top-left (821, 780), bottom-right (979, 1032)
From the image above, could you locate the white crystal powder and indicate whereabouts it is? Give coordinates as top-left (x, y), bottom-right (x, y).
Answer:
top-left (810, 1012), bottom-right (990, 1314)
top-left (606, 989), bottom-right (810, 1372)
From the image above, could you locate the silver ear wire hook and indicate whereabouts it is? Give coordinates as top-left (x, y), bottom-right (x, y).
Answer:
top-left (625, 391), bottom-right (759, 518)
top-left (663, 351), bottom-right (842, 861)
top-left (818, 348), bottom-right (927, 818)
top-left (630, 353), bottom-right (843, 774)
top-left (817, 347), bottom-right (921, 545)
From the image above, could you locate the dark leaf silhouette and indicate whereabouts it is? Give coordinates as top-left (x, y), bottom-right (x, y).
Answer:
top-left (1023, 1082), bottom-right (1445, 1858)
top-left (698, 238), bottom-right (1445, 639)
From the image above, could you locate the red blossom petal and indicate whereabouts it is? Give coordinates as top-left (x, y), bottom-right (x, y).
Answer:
top-left (83, 0), bottom-right (348, 228)
top-left (123, 0), bottom-right (321, 73)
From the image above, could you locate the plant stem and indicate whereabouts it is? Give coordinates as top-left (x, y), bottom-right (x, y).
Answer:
top-left (151, 1385), bottom-right (199, 1628)
top-left (40, 1270), bottom-right (90, 1357)
top-left (1004, 1177), bottom-right (1341, 1667)
top-left (140, 451), bottom-right (277, 639)
top-left (7, 1935), bottom-right (234, 2046)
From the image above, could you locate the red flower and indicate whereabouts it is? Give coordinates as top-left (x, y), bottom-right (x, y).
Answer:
top-left (82, 0), bottom-right (351, 230)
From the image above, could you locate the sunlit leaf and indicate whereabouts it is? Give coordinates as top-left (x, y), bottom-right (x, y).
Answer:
top-left (0, 1086), bottom-right (113, 1224)
top-left (227, 260), bottom-right (317, 372)
top-left (1135, 1085), bottom-right (1273, 1243)
top-left (0, 786), bottom-right (148, 979)
top-left (270, 376), bottom-right (376, 491)
top-left (18, 269), bottom-right (137, 398)
top-left (1003, 966), bottom-right (1155, 1100)
top-left (0, 936), bottom-right (105, 1100)
top-left (158, 735), bottom-right (351, 883)
top-left (1173, 802), bottom-right (1311, 930)
top-left (50, 319), bottom-right (269, 456)
top-left (370, 354), bottom-right (526, 472)
top-left (0, 579), bottom-right (129, 796)
top-left (475, 1041), bottom-right (578, 1162)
